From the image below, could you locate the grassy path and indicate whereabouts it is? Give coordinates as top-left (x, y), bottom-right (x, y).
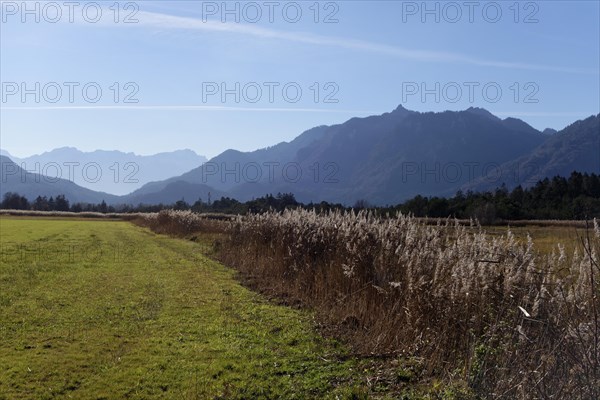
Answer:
top-left (0, 217), bottom-right (364, 399)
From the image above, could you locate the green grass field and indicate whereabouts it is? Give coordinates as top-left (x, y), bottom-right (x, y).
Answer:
top-left (0, 217), bottom-right (367, 399)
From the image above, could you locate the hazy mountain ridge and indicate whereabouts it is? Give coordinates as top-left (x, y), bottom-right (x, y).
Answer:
top-left (0, 147), bottom-right (207, 195)
top-left (0, 155), bottom-right (119, 204)
top-left (2, 107), bottom-right (598, 206)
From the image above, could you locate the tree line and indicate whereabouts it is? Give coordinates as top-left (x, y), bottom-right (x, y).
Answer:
top-left (0, 192), bottom-right (306, 215)
top-left (2, 172), bottom-right (600, 221)
top-left (390, 171), bottom-right (600, 222)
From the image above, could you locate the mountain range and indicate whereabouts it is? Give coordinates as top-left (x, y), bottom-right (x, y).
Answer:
top-left (1, 106), bottom-right (598, 206)
top-left (0, 154), bottom-right (120, 204)
top-left (0, 148), bottom-right (206, 195)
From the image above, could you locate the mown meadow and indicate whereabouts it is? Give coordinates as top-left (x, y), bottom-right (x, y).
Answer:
top-left (0, 217), bottom-right (373, 399)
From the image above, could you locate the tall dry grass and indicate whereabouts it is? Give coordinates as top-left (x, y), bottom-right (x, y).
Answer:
top-left (134, 209), bottom-right (233, 235)
top-left (138, 209), bottom-right (600, 399)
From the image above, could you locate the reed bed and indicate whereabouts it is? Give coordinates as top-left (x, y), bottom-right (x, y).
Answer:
top-left (135, 209), bottom-right (233, 235)
top-left (138, 209), bottom-right (600, 399)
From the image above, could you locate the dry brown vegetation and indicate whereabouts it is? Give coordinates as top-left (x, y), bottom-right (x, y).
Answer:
top-left (137, 209), bottom-right (599, 399)
top-left (136, 210), bottom-right (233, 235)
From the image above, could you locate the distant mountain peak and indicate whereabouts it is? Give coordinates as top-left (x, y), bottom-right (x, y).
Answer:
top-left (543, 128), bottom-right (558, 135)
top-left (465, 107), bottom-right (499, 120)
top-left (390, 104), bottom-right (416, 115)
top-left (0, 148), bottom-right (12, 158)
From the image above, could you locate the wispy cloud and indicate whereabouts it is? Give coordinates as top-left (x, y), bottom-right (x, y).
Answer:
top-left (5, 105), bottom-right (590, 119)
top-left (1, 105), bottom-right (378, 113)
top-left (131, 11), bottom-right (597, 75)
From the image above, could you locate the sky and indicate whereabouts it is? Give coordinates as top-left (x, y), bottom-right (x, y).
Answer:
top-left (1, 0), bottom-right (599, 159)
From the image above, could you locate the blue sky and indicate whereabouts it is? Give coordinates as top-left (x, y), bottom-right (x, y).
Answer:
top-left (1, 0), bottom-right (599, 158)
